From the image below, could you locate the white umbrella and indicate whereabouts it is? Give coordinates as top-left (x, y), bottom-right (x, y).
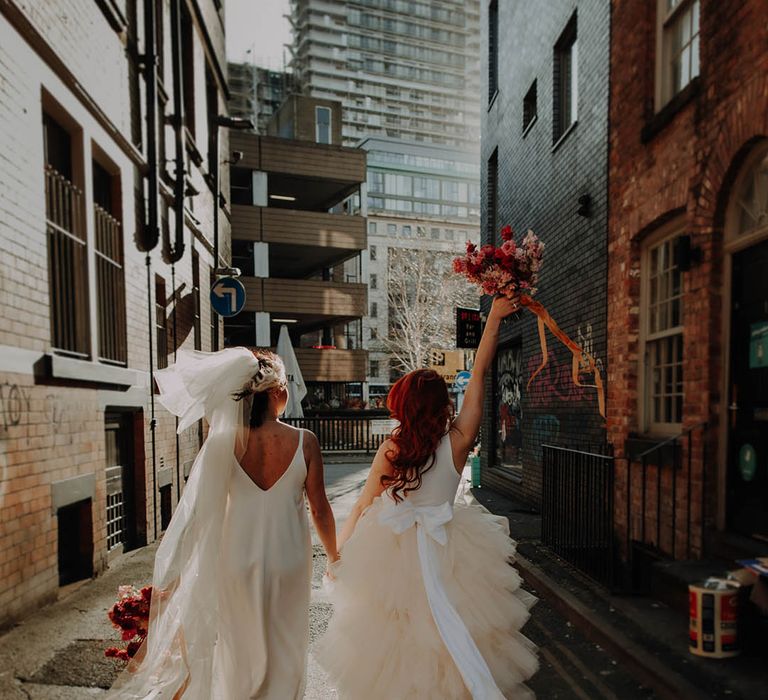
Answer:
top-left (276, 324), bottom-right (307, 418)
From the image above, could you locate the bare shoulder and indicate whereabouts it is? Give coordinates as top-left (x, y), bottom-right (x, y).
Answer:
top-left (300, 428), bottom-right (321, 460)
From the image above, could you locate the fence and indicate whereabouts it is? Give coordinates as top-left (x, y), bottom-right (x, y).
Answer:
top-left (283, 415), bottom-right (392, 452)
top-left (625, 423), bottom-right (707, 564)
top-left (542, 444), bottom-right (616, 588)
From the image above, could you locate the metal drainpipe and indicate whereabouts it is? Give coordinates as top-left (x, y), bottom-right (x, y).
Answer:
top-left (169, 0), bottom-right (186, 500)
top-left (142, 0), bottom-right (160, 538)
top-left (211, 125), bottom-right (220, 350)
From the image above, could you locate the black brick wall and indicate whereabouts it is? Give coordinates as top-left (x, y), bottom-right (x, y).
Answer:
top-left (479, 1), bottom-right (610, 508)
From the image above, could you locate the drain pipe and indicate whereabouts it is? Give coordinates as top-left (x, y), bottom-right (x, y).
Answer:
top-left (141, 0), bottom-right (160, 539)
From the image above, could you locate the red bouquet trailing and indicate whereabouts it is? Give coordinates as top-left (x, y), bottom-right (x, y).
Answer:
top-left (452, 225), bottom-right (545, 299)
top-left (454, 225), bottom-right (605, 418)
top-left (105, 585), bottom-right (152, 662)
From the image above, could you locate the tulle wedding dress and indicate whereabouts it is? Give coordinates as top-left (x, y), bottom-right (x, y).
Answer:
top-left (318, 432), bottom-right (539, 699)
top-left (108, 348), bottom-right (311, 700)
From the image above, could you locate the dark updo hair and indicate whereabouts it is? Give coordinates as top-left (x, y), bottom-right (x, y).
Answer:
top-left (232, 350), bottom-right (287, 428)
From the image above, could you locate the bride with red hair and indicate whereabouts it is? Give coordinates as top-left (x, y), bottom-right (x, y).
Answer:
top-left (318, 297), bottom-right (538, 699)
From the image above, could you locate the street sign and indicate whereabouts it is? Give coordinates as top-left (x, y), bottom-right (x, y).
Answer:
top-left (429, 348), bottom-right (465, 384)
top-left (456, 307), bottom-right (482, 348)
top-left (370, 418), bottom-right (397, 435)
top-left (210, 276), bottom-right (246, 318)
top-left (455, 370), bottom-right (471, 390)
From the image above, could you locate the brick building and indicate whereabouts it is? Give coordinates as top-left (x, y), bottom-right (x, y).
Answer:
top-left (479, 0), bottom-right (610, 506)
top-left (608, 0), bottom-right (768, 571)
top-left (0, 0), bottom-right (232, 623)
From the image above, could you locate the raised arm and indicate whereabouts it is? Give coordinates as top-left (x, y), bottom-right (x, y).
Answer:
top-left (304, 430), bottom-right (339, 564)
top-left (450, 296), bottom-right (520, 463)
top-left (337, 439), bottom-right (395, 550)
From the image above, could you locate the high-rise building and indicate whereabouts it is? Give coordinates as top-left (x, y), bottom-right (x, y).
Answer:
top-left (228, 63), bottom-right (294, 134)
top-left (290, 0), bottom-right (481, 149)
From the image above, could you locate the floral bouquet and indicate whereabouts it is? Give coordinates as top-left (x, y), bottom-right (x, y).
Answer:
top-left (452, 225), bottom-right (545, 299)
top-left (453, 225), bottom-right (605, 418)
top-left (105, 585), bottom-right (152, 661)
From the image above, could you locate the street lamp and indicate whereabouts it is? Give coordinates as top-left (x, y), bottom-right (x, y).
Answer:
top-left (211, 114), bottom-right (254, 349)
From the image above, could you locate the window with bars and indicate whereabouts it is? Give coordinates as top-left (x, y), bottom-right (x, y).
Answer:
top-left (370, 245), bottom-right (377, 261)
top-left (371, 302), bottom-right (378, 317)
top-left (486, 149), bottom-right (498, 242)
top-left (642, 234), bottom-right (684, 430)
top-left (554, 14), bottom-right (578, 144)
top-left (370, 273), bottom-right (377, 289)
top-left (488, 0), bottom-right (499, 103)
top-left (155, 275), bottom-right (168, 369)
top-left (44, 113), bottom-right (90, 358)
top-left (656, 0), bottom-right (700, 108)
top-left (93, 160), bottom-right (127, 365)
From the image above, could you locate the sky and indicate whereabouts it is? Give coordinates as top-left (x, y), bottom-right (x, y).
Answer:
top-left (226, 0), bottom-right (292, 70)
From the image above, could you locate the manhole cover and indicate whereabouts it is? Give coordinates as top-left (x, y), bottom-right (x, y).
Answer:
top-left (27, 639), bottom-right (121, 689)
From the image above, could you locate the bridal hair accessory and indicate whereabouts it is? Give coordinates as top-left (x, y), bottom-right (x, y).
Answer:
top-left (453, 225), bottom-right (605, 419)
top-left (239, 353), bottom-right (287, 397)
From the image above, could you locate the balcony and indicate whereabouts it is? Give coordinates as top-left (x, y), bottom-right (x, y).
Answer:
top-left (230, 132), bottom-right (366, 210)
top-left (294, 348), bottom-right (367, 383)
top-left (231, 206), bottom-right (366, 277)
top-left (242, 277), bottom-right (367, 328)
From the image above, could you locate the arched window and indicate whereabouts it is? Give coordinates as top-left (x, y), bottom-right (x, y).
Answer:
top-left (728, 142), bottom-right (768, 244)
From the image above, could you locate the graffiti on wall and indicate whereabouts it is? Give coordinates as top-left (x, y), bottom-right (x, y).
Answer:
top-left (0, 382), bottom-right (31, 432)
top-left (496, 344), bottom-right (523, 469)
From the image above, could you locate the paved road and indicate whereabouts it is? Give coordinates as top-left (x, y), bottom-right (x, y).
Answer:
top-left (0, 457), bottom-right (655, 699)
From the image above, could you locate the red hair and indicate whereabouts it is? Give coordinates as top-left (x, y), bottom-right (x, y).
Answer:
top-left (382, 369), bottom-right (453, 502)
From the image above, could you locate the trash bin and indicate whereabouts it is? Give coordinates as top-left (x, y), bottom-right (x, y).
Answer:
top-left (470, 455), bottom-right (481, 488)
top-left (689, 578), bottom-right (741, 658)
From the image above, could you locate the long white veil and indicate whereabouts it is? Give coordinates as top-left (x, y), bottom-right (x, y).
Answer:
top-left (108, 347), bottom-right (259, 699)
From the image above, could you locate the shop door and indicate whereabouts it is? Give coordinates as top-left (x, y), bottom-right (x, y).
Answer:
top-left (728, 239), bottom-right (768, 541)
top-left (105, 413), bottom-right (137, 551)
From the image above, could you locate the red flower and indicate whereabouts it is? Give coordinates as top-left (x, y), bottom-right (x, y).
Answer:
top-left (500, 225), bottom-right (514, 241)
top-left (466, 241), bottom-right (476, 253)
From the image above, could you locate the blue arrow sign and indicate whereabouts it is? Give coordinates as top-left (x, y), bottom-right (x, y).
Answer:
top-left (210, 277), bottom-right (246, 318)
top-left (455, 370), bottom-right (471, 390)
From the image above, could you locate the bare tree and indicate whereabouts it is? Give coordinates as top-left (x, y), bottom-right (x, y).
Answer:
top-left (382, 246), bottom-right (476, 374)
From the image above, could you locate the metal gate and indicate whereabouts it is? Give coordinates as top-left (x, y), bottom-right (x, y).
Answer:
top-left (105, 415), bottom-right (135, 551)
top-left (542, 444), bottom-right (616, 588)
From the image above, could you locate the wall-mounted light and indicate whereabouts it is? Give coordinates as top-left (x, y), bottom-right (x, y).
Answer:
top-left (675, 234), bottom-right (703, 271)
top-left (269, 194), bottom-right (297, 202)
top-left (577, 193), bottom-right (592, 217)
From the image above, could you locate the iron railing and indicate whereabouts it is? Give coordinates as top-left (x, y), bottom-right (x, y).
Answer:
top-left (542, 444), bottom-right (616, 588)
top-left (283, 415), bottom-right (391, 453)
top-left (94, 203), bottom-right (127, 364)
top-left (626, 422), bottom-right (707, 564)
top-left (45, 165), bottom-right (90, 357)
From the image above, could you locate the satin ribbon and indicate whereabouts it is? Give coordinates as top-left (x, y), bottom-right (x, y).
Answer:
top-left (519, 296), bottom-right (606, 419)
top-left (378, 498), bottom-right (505, 700)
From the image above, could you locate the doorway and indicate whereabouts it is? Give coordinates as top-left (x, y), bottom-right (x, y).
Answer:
top-left (105, 413), bottom-right (138, 552)
top-left (727, 238), bottom-right (768, 541)
top-left (57, 499), bottom-right (93, 585)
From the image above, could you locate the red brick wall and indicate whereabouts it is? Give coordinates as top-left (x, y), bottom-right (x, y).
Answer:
top-left (608, 0), bottom-right (768, 557)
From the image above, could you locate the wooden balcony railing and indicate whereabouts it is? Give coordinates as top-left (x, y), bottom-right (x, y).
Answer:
top-left (45, 165), bottom-right (90, 357)
top-left (94, 204), bottom-right (127, 364)
top-left (294, 348), bottom-right (368, 382)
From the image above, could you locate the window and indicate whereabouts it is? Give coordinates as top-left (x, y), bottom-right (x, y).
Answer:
top-left (387, 223), bottom-right (397, 235)
top-left (370, 273), bottom-right (377, 289)
top-left (155, 275), bottom-right (168, 369)
top-left (231, 239), bottom-right (255, 276)
top-left (553, 15), bottom-right (578, 143)
top-left (316, 106), bottom-right (332, 144)
top-left (93, 159), bottom-right (126, 364)
top-left (523, 80), bottom-right (537, 133)
top-left (371, 302), bottom-right (378, 317)
top-left (445, 229), bottom-right (455, 241)
top-left (231, 168), bottom-right (252, 205)
top-left (402, 225), bottom-right (412, 237)
top-left (641, 232), bottom-right (683, 430)
top-left (486, 149), bottom-right (498, 241)
top-left (656, 0), bottom-right (700, 109)
top-left (417, 226), bottom-right (427, 238)
top-left (370, 360), bottom-right (380, 377)
top-left (431, 227), bottom-right (440, 239)
top-left (370, 327), bottom-right (378, 339)
top-left (192, 250), bottom-right (201, 350)
top-left (370, 245), bottom-right (377, 261)
top-left (368, 221), bottom-right (377, 234)
top-left (44, 112), bottom-right (90, 357)
top-left (488, 0), bottom-right (499, 103)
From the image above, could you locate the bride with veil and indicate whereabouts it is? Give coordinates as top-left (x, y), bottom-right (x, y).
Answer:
top-left (108, 346), bottom-right (339, 699)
